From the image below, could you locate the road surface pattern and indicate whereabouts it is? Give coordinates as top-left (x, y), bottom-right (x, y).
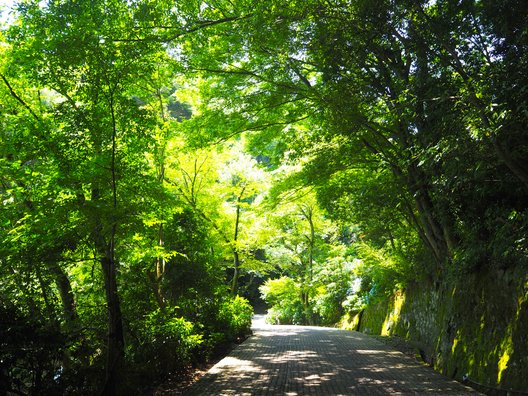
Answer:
top-left (185, 315), bottom-right (481, 396)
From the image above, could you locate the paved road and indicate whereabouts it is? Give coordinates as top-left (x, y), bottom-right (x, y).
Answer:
top-left (184, 315), bottom-right (481, 395)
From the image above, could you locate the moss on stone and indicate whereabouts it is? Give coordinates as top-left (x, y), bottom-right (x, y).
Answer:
top-left (351, 267), bottom-right (528, 392)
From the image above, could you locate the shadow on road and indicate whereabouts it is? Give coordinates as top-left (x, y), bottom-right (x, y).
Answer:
top-left (184, 315), bottom-right (481, 395)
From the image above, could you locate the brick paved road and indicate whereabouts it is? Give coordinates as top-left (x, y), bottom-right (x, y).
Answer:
top-left (184, 315), bottom-right (481, 395)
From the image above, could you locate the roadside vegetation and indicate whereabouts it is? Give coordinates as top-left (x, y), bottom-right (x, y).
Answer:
top-left (1, 0), bottom-right (527, 394)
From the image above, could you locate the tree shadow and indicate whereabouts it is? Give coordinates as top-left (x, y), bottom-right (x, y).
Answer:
top-left (184, 321), bottom-right (479, 395)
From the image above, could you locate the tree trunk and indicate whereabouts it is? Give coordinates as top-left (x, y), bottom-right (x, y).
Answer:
top-left (231, 185), bottom-right (246, 295)
top-left (231, 249), bottom-right (240, 295)
top-left (407, 161), bottom-right (451, 268)
top-left (91, 191), bottom-right (124, 395)
top-left (154, 86), bottom-right (167, 308)
top-left (35, 265), bottom-right (57, 324)
top-left (99, 93), bottom-right (125, 395)
top-left (153, 223), bottom-right (166, 308)
top-left (49, 262), bottom-right (77, 325)
top-left (100, 245), bottom-right (124, 396)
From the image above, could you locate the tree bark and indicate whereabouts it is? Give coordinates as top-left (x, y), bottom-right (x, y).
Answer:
top-left (153, 223), bottom-right (166, 308)
top-left (98, 92), bottom-right (125, 395)
top-left (231, 185), bottom-right (246, 295)
top-left (35, 265), bottom-right (57, 324)
top-left (231, 249), bottom-right (241, 295)
top-left (100, 251), bottom-right (125, 396)
top-left (49, 262), bottom-right (78, 325)
top-left (153, 85), bottom-right (167, 308)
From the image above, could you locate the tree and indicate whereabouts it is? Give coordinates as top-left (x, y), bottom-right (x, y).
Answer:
top-left (176, 0), bottom-right (528, 278)
top-left (3, 0), bottom-right (176, 392)
top-left (166, 140), bottom-right (270, 295)
top-left (260, 189), bottom-right (342, 324)
top-left (2, 0), bottom-right (527, 392)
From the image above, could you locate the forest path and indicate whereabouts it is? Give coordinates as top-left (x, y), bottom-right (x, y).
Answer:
top-left (183, 315), bottom-right (481, 395)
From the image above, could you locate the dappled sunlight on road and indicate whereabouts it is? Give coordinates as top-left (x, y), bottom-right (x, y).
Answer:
top-left (185, 315), bottom-right (482, 395)
top-left (208, 357), bottom-right (263, 374)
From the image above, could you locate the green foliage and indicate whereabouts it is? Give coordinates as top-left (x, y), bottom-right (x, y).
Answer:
top-left (312, 257), bottom-right (352, 325)
top-left (342, 294), bottom-right (367, 314)
top-left (260, 277), bottom-right (303, 324)
top-left (259, 198), bottom-right (357, 326)
top-left (1, 0), bottom-right (528, 392)
top-left (312, 285), bottom-right (346, 326)
top-left (162, 208), bottom-right (223, 304)
top-left (217, 295), bottom-right (254, 340)
top-left (354, 242), bottom-right (413, 299)
top-left (130, 307), bottom-right (203, 375)
top-left (260, 260), bottom-right (353, 327)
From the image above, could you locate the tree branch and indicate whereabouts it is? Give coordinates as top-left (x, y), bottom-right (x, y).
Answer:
top-left (0, 72), bottom-right (41, 122)
top-left (109, 14), bottom-right (253, 43)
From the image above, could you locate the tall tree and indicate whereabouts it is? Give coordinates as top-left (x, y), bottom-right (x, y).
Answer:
top-left (3, 0), bottom-right (177, 392)
top-left (176, 0), bottom-right (528, 277)
top-left (165, 141), bottom-right (269, 295)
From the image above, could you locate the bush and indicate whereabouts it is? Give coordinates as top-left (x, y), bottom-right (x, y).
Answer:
top-left (260, 277), bottom-right (305, 324)
top-left (129, 306), bottom-right (203, 376)
top-left (354, 242), bottom-right (412, 299)
top-left (342, 293), bottom-right (367, 314)
top-left (313, 284), bottom-right (346, 326)
top-left (266, 303), bottom-right (305, 325)
top-left (217, 295), bottom-right (253, 340)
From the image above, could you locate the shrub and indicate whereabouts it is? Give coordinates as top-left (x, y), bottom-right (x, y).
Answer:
top-left (217, 295), bottom-right (253, 340)
top-left (260, 277), bottom-right (304, 324)
top-left (342, 293), bottom-right (367, 314)
top-left (130, 306), bottom-right (203, 376)
top-left (354, 242), bottom-right (412, 299)
top-left (313, 284), bottom-right (346, 326)
top-left (266, 302), bottom-right (305, 325)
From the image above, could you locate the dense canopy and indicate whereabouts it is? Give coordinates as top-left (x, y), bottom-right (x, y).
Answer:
top-left (1, 0), bottom-right (527, 394)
